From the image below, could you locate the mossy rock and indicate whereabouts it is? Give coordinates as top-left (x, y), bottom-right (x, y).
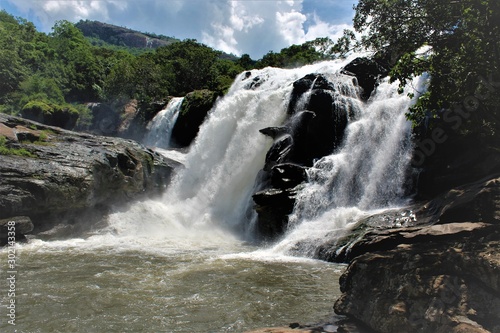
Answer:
top-left (21, 101), bottom-right (79, 130)
top-left (171, 90), bottom-right (218, 147)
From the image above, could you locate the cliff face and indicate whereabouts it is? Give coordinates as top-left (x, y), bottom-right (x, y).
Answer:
top-left (75, 20), bottom-right (178, 50)
top-left (0, 113), bottom-right (178, 243)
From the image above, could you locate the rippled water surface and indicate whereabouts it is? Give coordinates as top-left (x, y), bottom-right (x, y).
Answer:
top-left (1, 238), bottom-right (344, 333)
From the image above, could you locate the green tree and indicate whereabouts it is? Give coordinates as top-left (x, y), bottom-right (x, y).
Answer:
top-left (255, 43), bottom-right (327, 69)
top-left (353, 0), bottom-right (500, 134)
top-left (237, 54), bottom-right (255, 70)
top-left (154, 39), bottom-right (221, 95)
top-left (49, 20), bottom-right (100, 101)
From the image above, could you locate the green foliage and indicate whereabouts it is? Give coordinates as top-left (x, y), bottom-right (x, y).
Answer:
top-left (353, 0), bottom-right (500, 134)
top-left (0, 135), bottom-right (36, 157)
top-left (179, 90), bottom-right (218, 116)
top-left (22, 100), bottom-right (53, 115)
top-left (18, 75), bottom-right (65, 105)
top-left (73, 103), bottom-right (93, 130)
top-left (1, 9), bottom-right (377, 131)
top-left (255, 43), bottom-right (327, 69)
top-left (254, 35), bottom-right (358, 69)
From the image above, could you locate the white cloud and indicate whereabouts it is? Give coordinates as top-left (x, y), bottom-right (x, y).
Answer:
top-left (5, 0), bottom-right (356, 58)
top-left (276, 10), bottom-right (307, 45)
top-left (277, 11), bottom-right (352, 47)
top-left (229, 1), bottom-right (264, 32)
top-left (202, 23), bottom-right (240, 56)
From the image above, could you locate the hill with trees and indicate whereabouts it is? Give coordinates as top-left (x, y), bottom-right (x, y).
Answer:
top-left (75, 20), bottom-right (180, 55)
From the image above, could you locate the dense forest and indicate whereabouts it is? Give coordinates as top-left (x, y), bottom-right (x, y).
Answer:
top-left (0, 10), bottom-right (339, 130)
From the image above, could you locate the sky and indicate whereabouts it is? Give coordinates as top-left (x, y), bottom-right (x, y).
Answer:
top-left (0, 0), bottom-right (358, 59)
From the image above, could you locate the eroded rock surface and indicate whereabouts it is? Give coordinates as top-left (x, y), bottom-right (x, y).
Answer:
top-left (332, 175), bottom-right (500, 333)
top-left (0, 113), bottom-right (177, 242)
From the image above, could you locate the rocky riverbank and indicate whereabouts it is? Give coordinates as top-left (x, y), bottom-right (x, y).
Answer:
top-left (329, 173), bottom-right (500, 333)
top-left (0, 113), bottom-right (178, 244)
top-left (246, 178), bottom-right (500, 333)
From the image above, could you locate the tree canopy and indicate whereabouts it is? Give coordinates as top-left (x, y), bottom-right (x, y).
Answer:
top-left (353, 0), bottom-right (500, 136)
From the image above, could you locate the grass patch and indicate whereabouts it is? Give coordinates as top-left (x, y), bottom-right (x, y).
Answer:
top-left (0, 136), bottom-right (36, 158)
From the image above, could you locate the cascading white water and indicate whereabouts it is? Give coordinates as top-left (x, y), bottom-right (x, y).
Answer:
top-left (143, 97), bottom-right (184, 149)
top-left (269, 75), bottom-right (427, 257)
top-left (106, 58), bottom-right (364, 244)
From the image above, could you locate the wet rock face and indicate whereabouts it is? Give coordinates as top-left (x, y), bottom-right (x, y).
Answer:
top-left (334, 229), bottom-right (500, 333)
top-left (171, 89), bottom-right (218, 147)
top-left (0, 113), bottom-right (177, 241)
top-left (341, 57), bottom-right (390, 100)
top-left (253, 72), bottom-right (354, 240)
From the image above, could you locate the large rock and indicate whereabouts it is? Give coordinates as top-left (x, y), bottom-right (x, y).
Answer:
top-left (0, 216), bottom-right (34, 244)
top-left (253, 187), bottom-right (299, 239)
top-left (331, 175), bottom-right (500, 333)
top-left (252, 73), bottom-right (353, 240)
top-left (341, 57), bottom-right (390, 100)
top-left (0, 113), bottom-right (177, 241)
top-left (171, 89), bottom-right (218, 147)
top-left (334, 225), bottom-right (500, 333)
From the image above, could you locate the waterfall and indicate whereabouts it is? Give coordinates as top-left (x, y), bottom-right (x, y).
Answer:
top-left (105, 58), bottom-right (362, 244)
top-left (143, 97), bottom-right (183, 148)
top-left (159, 64), bottom-right (350, 233)
top-left (269, 75), bottom-right (427, 257)
top-left (104, 54), bottom-right (426, 257)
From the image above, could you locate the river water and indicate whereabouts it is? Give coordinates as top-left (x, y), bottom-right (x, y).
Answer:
top-left (0, 235), bottom-right (343, 332)
top-left (1, 56), bottom-right (425, 332)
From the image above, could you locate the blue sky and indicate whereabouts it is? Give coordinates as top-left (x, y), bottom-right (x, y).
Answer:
top-left (0, 0), bottom-right (358, 58)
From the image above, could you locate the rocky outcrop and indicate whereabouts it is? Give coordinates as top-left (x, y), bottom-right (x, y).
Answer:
top-left (0, 113), bottom-right (177, 243)
top-left (75, 20), bottom-right (179, 50)
top-left (0, 216), bottom-right (34, 244)
top-left (341, 57), bottom-right (390, 100)
top-left (331, 175), bottom-right (500, 333)
top-left (253, 73), bottom-right (355, 240)
top-left (21, 101), bottom-right (79, 130)
top-left (171, 89), bottom-right (218, 147)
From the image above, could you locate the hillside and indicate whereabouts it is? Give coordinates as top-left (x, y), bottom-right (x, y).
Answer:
top-left (75, 20), bottom-right (179, 50)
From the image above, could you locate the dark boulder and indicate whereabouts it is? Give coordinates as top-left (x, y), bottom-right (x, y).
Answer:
top-left (341, 57), bottom-right (390, 100)
top-left (285, 74), bottom-right (352, 166)
top-left (287, 74), bottom-right (336, 115)
top-left (0, 216), bottom-right (34, 244)
top-left (263, 134), bottom-right (293, 171)
top-left (253, 187), bottom-right (300, 239)
top-left (259, 126), bottom-right (289, 139)
top-left (171, 90), bottom-right (218, 147)
top-left (270, 163), bottom-right (308, 189)
top-left (252, 73), bottom-right (353, 240)
top-left (290, 100), bottom-right (348, 166)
